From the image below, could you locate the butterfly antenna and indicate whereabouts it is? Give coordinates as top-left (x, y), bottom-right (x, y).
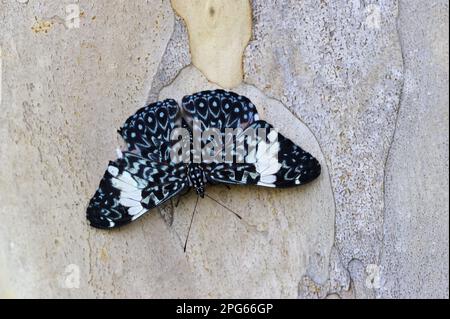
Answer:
top-left (184, 195), bottom-right (200, 252)
top-left (204, 194), bottom-right (242, 220)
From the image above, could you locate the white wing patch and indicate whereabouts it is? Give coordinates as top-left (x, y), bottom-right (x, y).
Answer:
top-left (256, 130), bottom-right (282, 187)
top-left (107, 164), bottom-right (147, 217)
top-left (108, 166), bottom-right (119, 177)
top-left (116, 148), bottom-right (124, 159)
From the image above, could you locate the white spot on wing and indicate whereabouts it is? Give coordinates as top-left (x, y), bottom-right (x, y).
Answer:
top-left (121, 189), bottom-right (142, 202)
top-left (260, 175), bottom-right (276, 184)
top-left (268, 130), bottom-right (278, 142)
top-left (108, 166), bottom-right (119, 177)
top-left (111, 178), bottom-right (135, 192)
top-left (119, 172), bottom-right (138, 187)
top-left (120, 197), bottom-right (140, 207)
top-left (116, 148), bottom-right (123, 159)
top-left (255, 136), bottom-right (281, 177)
top-left (257, 181), bottom-right (276, 188)
top-left (128, 205), bottom-right (145, 216)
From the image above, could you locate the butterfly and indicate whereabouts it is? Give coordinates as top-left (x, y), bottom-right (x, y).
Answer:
top-left (87, 90), bottom-right (321, 229)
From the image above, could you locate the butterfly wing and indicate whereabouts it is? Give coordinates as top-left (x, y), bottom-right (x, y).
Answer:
top-left (181, 89), bottom-right (260, 163)
top-left (87, 152), bottom-right (189, 229)
top-left (204, 121), bottom-right (321, 188)
top-left (87, 100), bottom-right (190, 229)
top-left (181, 90), bottom-right (320, 188)
top-left (181, 89), bottom-right (259, 131)
top-left (119, 98), bottom-right (188, 162)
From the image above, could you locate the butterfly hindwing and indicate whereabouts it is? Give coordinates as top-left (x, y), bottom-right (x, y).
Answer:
top-left (118, 99), bottom-right (188, 162)
top-left (181, 90), bottom-right (261, 163)
top-left (181, 90), bottom-right (260, 131)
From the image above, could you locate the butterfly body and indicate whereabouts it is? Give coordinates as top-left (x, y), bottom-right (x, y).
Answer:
top-left (87, 90), bottom-right (321, 229)
top-left (187, 164), bottom-right (206, 198)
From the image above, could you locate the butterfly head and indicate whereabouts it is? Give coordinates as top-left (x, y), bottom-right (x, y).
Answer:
top-left (188, 164), bottom-right (206, 198)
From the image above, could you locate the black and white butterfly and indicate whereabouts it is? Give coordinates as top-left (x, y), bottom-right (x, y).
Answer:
top-left (87, 90), bottom-right (321, 229)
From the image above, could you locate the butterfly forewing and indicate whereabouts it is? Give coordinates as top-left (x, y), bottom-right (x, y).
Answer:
top-left (87, 100), bottom-right (190, 229)
top-left (87, 152), bottom-right (189, 229)
top-left (204, 120), bottom-right (321, 188)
